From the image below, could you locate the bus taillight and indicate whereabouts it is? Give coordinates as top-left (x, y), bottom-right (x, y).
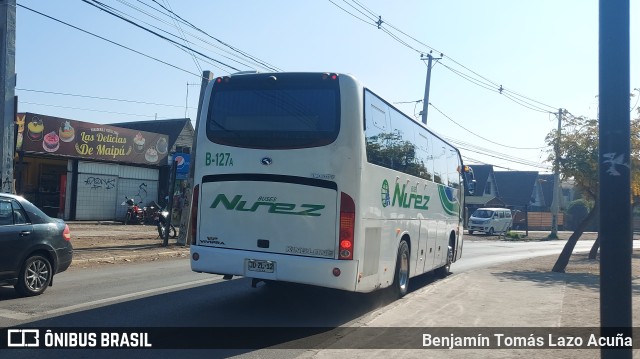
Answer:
top-left (214, 76), bottom-right (230, 84)
top-left (339, 192), bottom-right (355, 260)
top-left (190, 184), bottom-right (199, 245)
top-left (322, 73), bottom-right (338, 81)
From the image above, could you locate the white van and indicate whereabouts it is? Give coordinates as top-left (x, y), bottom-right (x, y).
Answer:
top-left (468, 208), bottom-right (513, 235)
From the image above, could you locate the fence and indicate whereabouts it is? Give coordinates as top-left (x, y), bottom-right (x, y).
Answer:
top-left (526, 212), bottom-right (565, 231)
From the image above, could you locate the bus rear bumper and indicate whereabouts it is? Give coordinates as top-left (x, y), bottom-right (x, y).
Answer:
top-left (191, 245), bottom-right (359, 292)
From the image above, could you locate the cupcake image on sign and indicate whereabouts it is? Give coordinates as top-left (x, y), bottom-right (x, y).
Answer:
top-left (15, 114), bottom-right (25, 150)
top-left (133, 132), bottom-right (146, 153)
top-left (43, 131), bottom-right (60, 153)
top-left (156, 137), bottom-right (168, 155)
top-left (145, 146), bottom-right (159, 163)
top-left (27, 117), bottom-right (44, 141)
top-left (59, 120), bottom-right (75, 142)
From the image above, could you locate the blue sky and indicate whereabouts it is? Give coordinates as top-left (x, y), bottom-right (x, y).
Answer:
top-left (15, 0), bottom-right (639, 172)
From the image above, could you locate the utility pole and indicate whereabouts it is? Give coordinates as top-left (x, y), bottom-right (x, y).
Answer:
top-left (0, 0), bottom-right (15, 193)
top-left (549, 108), bottom-right (562, 239)
top-left (162, 155), bottom-right (177, 247)
top-left (176, 71), bottom-right (213, 246)
top-left (420, 52), bottom-right (441, 126)
top-left (599, 1), bottom-right (631, 358)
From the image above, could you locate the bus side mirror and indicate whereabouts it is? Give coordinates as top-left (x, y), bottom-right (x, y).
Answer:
top-left (461, 165), bottom-right (475, 196)
top-left (466, 179), bottom-right (476, 196)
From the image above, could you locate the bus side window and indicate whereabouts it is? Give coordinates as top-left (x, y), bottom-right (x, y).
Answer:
top-left (414, 132), bottom-right (433, 181)
top-left (432, 138), bottom-right (448, 185)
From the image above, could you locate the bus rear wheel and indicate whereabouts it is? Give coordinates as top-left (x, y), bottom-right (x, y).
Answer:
top-left (435, 246), bottom-right (453, 278)
top-left (393, 240), bottom-right (410, 298)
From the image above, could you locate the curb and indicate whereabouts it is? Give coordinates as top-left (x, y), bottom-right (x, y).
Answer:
top-left (71, 249), bottom-right (189, 266)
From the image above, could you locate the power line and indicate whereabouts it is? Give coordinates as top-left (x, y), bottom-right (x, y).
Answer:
top-left (393, 99), bottom-right (422, 104)
top-left (454, 142), bottom-right (551, 170)
top-left (143, 0), bottom-right (282, 72)
top-left (109, 0), bottom-right (209, 73)
top-left (108, 0), bottom-right (237, 72)
top-left (82, 0), bottom-right (242, 72)
top-left (461, 155), bottom-right (522, 171)
top-left (17, 3), bottom-right (204, 79)
top-left (160, 0), bottom-right (202, 74)
top-left (327, 0), bottom-right (377, 27)
top-left (16, 88), bottom-right (197, 109)
top-left (19, 101), bottom-right (160, 118)
top-left (115, 0), bottom-right (259, 70)
top-left (448, 137), bottom-right (551, 169)
top-left (429, 102), bottom-right (548, 150)
top-left (330, 0), bottom-right (560, 114)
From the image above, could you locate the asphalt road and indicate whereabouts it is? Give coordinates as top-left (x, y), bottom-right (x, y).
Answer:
top-left (0, 239), bottom-right (609, 359)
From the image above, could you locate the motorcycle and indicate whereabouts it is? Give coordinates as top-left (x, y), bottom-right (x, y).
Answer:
top-left (151, 201), bottom-right (177, 239)
top-left (122, 196), bottom-right (146, 225)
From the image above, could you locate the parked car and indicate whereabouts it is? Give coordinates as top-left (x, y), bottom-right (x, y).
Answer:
top-left (0, 193), bottom-right (73, 296)
top-left (468, 207), bottom-right (513, 235)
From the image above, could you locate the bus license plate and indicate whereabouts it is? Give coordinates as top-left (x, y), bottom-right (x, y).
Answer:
top-left (247, 259), bottom-right (275, 273)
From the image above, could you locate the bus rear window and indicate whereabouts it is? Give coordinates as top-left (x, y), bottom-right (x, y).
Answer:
top-left (206, 75), bottom-right (340, 149)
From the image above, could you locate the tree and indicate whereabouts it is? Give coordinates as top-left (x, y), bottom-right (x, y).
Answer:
top-left (547, 111), bottom-right (640, 272)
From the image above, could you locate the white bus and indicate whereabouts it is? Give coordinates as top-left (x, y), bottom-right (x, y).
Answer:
top-left (189, 72), bottom-right (475, 297)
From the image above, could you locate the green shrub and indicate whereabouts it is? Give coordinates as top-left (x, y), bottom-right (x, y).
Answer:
top-left (503, 231), bottom-right (523, 240)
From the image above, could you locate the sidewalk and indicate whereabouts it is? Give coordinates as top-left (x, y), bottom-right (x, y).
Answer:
top-left (303, 249), bottom-right (639, 359)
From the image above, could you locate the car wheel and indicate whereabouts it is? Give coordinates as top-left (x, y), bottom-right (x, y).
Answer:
top-left (15, 255), bottom-right (52, 296)
top-left (392, 240), bottom-right (410, 298)
top-left (488, 227), bottom-right (494, 236)
top-left (468, 230), bottom-right (474, 235)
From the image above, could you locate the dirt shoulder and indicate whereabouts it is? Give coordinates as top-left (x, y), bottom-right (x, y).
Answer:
top-left (67, 222), bottom-right (189, 270)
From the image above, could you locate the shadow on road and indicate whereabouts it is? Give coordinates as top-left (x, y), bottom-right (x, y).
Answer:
top-left (3, 270), bottom-right (447, 357)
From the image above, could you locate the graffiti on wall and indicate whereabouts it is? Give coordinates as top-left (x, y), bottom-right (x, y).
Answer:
top-left (83, 176), bottom-right (116, 190)
top-left (134, 183), bottom-right (148, 204)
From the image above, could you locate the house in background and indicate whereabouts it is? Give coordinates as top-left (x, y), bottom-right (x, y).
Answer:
top-left (466, 165), bottom-right (504, 207)
top-left (531, 173), bottom-right (554, 211)
top-left (493, 171), bottom-right (541, 229)
top-left (464, 164), bottom-right (505, 226)
top-left (465, 165), bottom-right (571, 231)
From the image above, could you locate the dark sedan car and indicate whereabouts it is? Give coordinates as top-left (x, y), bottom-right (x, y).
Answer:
top-left (0, 193), bottom-right (73, 296)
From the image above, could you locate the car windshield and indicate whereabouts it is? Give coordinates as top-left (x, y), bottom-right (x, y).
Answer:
top-left (473, 210), bottom-right (493, 219)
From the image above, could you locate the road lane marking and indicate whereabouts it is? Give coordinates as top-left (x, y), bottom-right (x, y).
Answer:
top-left (0, 277), bottom-right (221, 322)
top-left (0, 308), bottom-right (32, 320)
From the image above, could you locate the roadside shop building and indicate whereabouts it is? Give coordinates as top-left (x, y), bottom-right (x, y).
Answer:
top-left (14, 112), bottom-right (186, 221)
